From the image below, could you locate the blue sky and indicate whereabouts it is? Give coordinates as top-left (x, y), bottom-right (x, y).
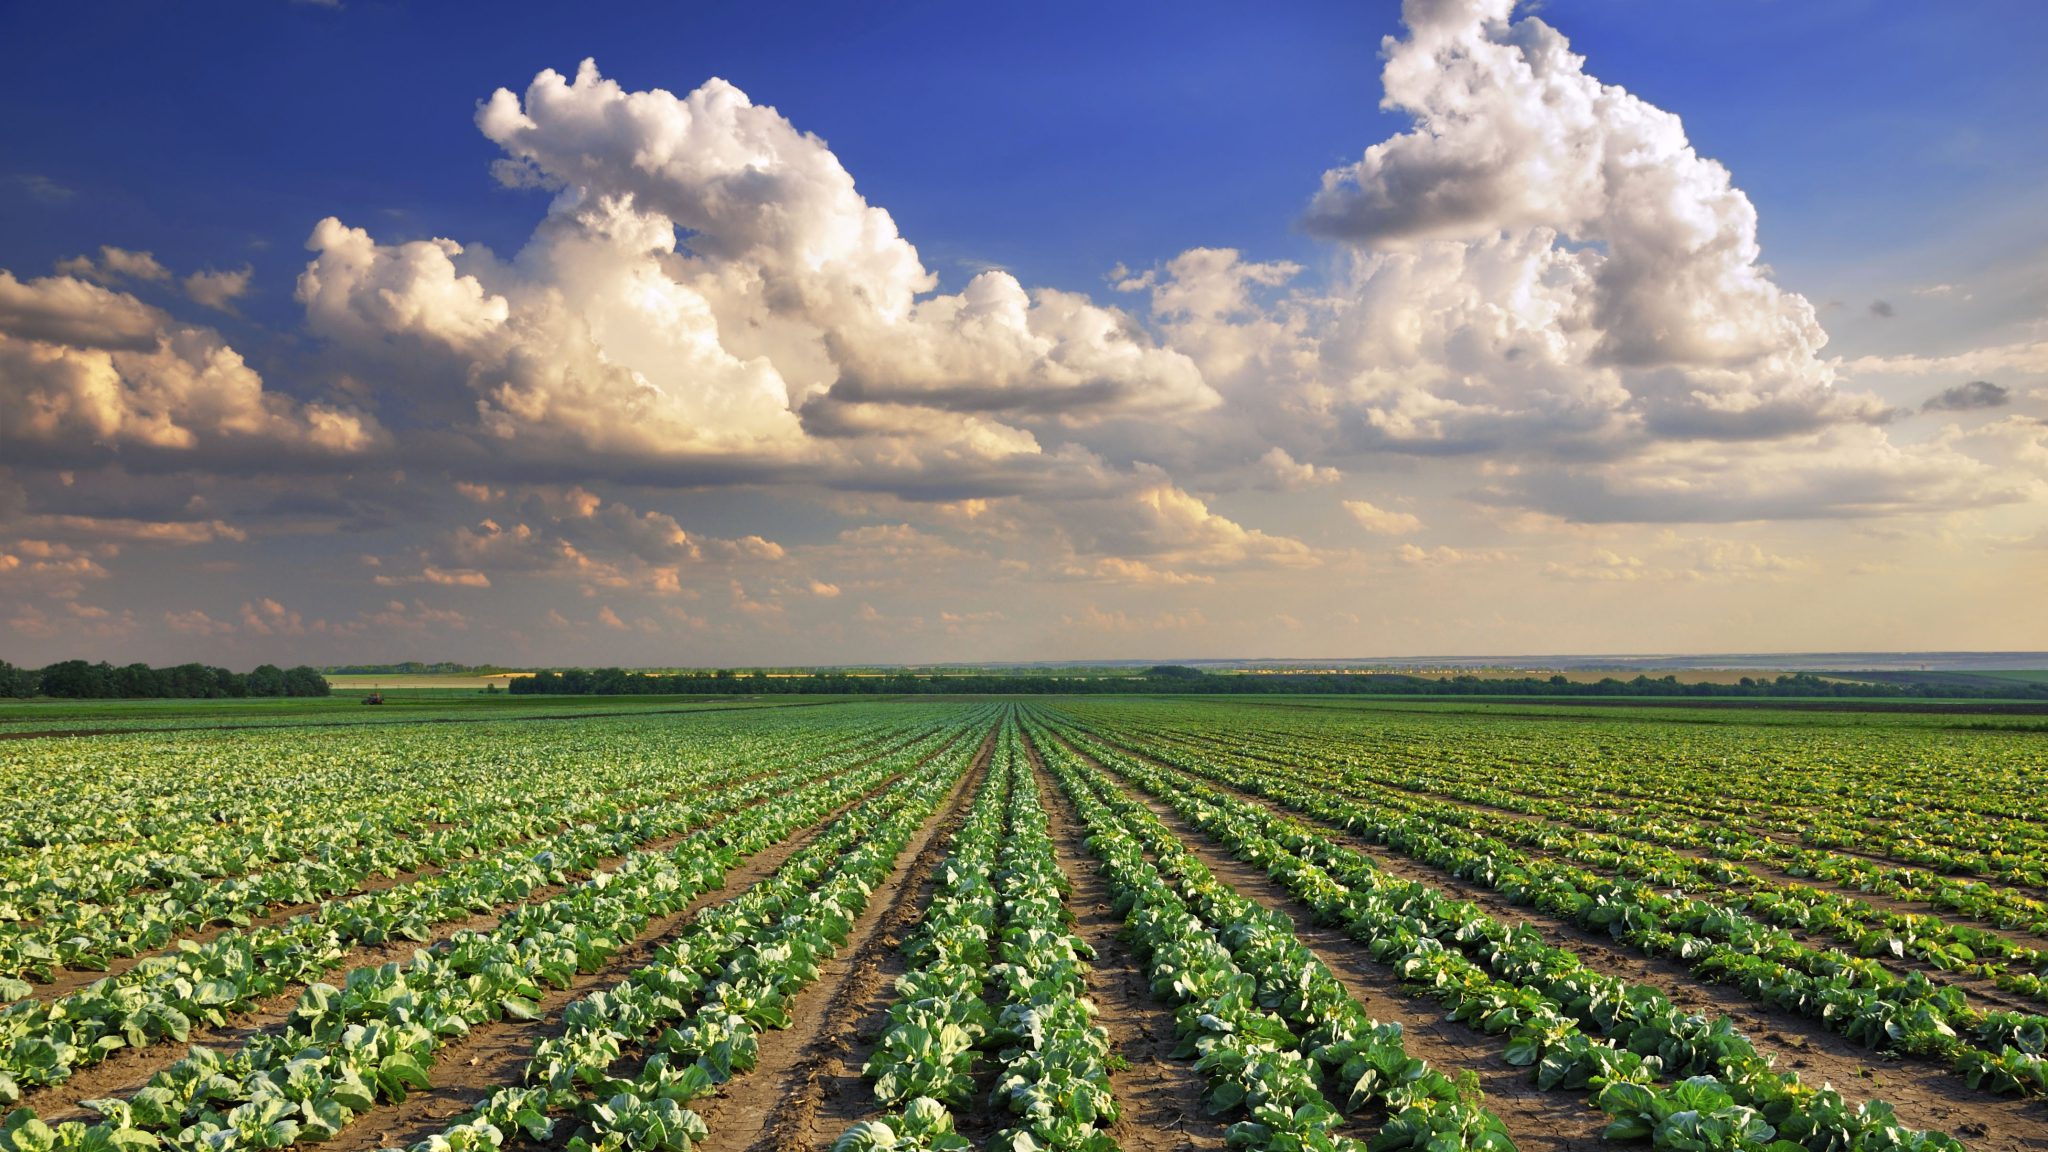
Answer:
top-left (10, 1), bottom-right (2045, 318)
top-left (1, 0), bottom-right (2044, 664)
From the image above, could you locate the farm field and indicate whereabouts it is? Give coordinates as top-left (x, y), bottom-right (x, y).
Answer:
top-left (0, 695), bottom-right (822, 738)
top-left (1, 698), bottom-right (2043, 1152)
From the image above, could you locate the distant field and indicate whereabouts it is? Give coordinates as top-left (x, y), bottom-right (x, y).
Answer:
top-left (0, 692), bottom-right (821, 736)
top-left (1385, 666), bottom-right (1779, 684)
top-left (1971, 669), bottom-right (2048, 684)
top-left (326, 673), bottom-right (530, 689)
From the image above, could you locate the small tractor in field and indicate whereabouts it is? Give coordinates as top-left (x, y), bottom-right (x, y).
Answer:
top-left (362, 691), bottom-right (384, 705)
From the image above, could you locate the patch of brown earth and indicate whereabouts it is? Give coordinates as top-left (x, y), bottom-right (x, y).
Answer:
top-left (696, 722), bottom-right (997, 1152)
top-left (1070, 732), bottom-right (2048, 1152)
top-left (1032, 726), bottom-right (1608, 1152)
top-left (1026, 735), bottom-right (1230, 1152)
top-left (27, 731), bottom-right (942, 1126)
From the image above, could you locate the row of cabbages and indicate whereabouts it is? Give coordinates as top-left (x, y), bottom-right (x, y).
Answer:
top-left (1074, 715), bottom-right (2048, 1102)
top-left (0, 726), bottom-right (940, 1100)
top-left (1107, 710), bottom-right (2048, 1015)
top-left (1047, 716), bottom-right (1984, 1150)
top-left (834, 718), bottom-right (1120, 1152)
top-left (0, 717), bottom-right (978, 1152)
top-left (386, 711), bottom-right (993, 1152)
top-left (1031, 718), bottom-right (1516, 1152)
top-left (0, 716), bottom-right (901, 993)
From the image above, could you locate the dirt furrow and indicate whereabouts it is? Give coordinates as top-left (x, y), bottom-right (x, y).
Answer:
top-left (701, 723), bottom-right (997, 1152)
top-left (1038, 729), bottom-right (1606, 1152)
top-left (1026, 736), bottom-right (1229, 1152)
top-left (1072, 736), bottom-right (2048, 1152)
top-left (309, 759), bottom-right (939, 1152)
top-left (771, 730), bottom-right (998, 1152)
top-left (1137, 728), bottom-right (2048, 949)
top-left (26, 734), bottom-right (940, 1125)
top-left (11, 729), bottom-right (921, 1004)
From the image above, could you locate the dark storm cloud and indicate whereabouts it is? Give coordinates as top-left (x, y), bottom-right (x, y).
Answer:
top-left (1922, 380), bottom-right (2010, 413)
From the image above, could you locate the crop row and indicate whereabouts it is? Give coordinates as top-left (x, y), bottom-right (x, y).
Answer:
top-left (834, 718), bottom-right (1119, 1152)
top-left (0, 720), bottom-right (961, 1098)
top-left (377, 711), bottom-right (994, 1152)
top-left (0, 710), bottom-right (902, 926)
top-left (1039, 712), bottom-right (1973, 1152)
top-left (0, 718), bottom-right (904, 997)
top-left (1027, 716), bottom-right (1515, 1152)
top-left (1142, 704), bottom-right (2048, 913)
top-left (1138, 708), bottom-right (2048, 944)
top-left (0, 712), bottom-right (994, 1152)
top-left (1092, 712), bottom-right (2048, 1005)
top-left (1071, 711), bottom-right (2048, 1097)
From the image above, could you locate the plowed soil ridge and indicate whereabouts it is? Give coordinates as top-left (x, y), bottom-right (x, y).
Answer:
top-left (1065, 726), bottom-right (2048, 1152)
top-left (697, 722), bottom-right (998, 1152)
top-left (27, 730), bottom-right (942, 1126)
top-left (306, 748), bottom-right (949, 1152)
top-left (1022, 732), bottom-right (1228, 1152)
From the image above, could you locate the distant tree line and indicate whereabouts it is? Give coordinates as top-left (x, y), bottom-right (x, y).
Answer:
top-left (0, 660), bottom-right (330, 700)
top-left (508, 666), bottom-right (2048, 700)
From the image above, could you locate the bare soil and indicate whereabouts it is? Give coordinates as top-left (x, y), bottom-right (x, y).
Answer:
top-left (1031, 727), bottom-right (1611, 1152)
top-left (1026, 734), bottom-right (1233, 1152)
top-left (1070, 733), bottom-right (2048, 1152)
top-left (697, 721), bottom-right (998, 1152)
top-left (25, 730), bottom-right (939, 1125)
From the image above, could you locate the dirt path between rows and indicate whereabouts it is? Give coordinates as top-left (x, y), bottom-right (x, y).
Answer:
top-left (761, 725), bottom-right (1002, 1152)
top-left (27, 731), bottom-right (945, 1125)
top-left (698, 722), bottom-right (998, 1152)
top-left (1066, 730), bottom-right (2048, 1152)
top-left (10, 729), bottom-right (917, 1003)
top-left (312, 740), bottom-right (967, 1152)
top-left (0, 697), bottom-right (871, 743)
top-left (1025, 735), bottom-right (1230, 1152)
top-left (1110, 729), bottom-right (2048, 1014)
top-left (1148, 727), bottom-right (2048, 950)
top-left (1033, 727), bottom-right (1609, 1152)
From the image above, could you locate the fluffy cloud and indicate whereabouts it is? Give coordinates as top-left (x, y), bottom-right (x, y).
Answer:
top-left (298, 219), bottom-right (510, 351)
top-left (1395, 542), bottom-right (1509, 567)
top-left (1, 269), bottom-right (385, 462)
top-left (1257, 447), bottom-right (1341, 490)
top-left (55, 246), bottom-right (170, 285)
top-left (184, 266), bottom-right (254, 312)
top-left (0, 269), bottom-right (165, 349)
top-left (1343, 499), bottom-right (1423, 535)
top-left (383, 487), bottom-right (792, 600)
top-left (1097, 483), bottom-right (1316, 570)
top-left (1543, 538), bottom-right (1804, 583)
top-left (1138, 0), bottom-right (1888, 467)
top-left (27, 515), bottom-right (246, 544)
top-left (294, 61), bottom-right (1211, 482)
top-left (1482, 425), bottom-right (2028, 523)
